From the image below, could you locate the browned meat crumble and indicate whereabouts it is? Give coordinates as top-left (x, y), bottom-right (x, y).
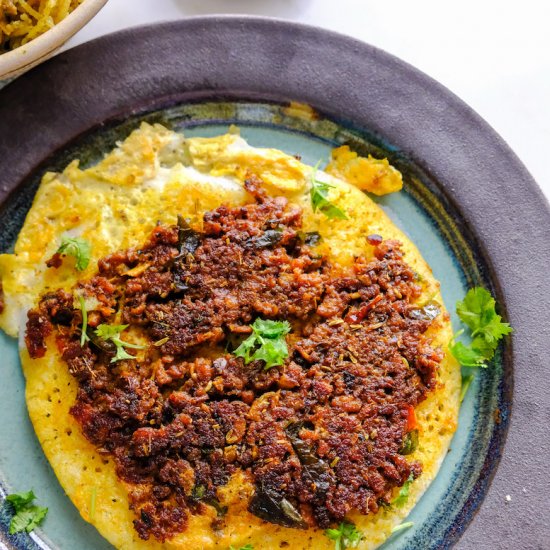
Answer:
top-left (25, 179), bottom-right (441, 542)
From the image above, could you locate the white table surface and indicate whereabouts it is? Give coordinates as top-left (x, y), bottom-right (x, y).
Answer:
top-left (55, 0), bottom-right (550, 205)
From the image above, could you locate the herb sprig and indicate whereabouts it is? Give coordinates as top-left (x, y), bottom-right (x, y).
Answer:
top-left (56, 236), bottom-right (91, 271)
top-left (449, 288), bottom-right (512, 368)
top-left (310, 163), bottom-right (348, 220)
top-left (233, 318), bottom-right (291, 370)
top-left (95, 324), bottom-right (146, 363)
top-left (324, 521), bottom-right (363, 550)
top-left (449, 288), bottom-right (512, 400)
top-left (393, 473), bottom-right (414, 508)
top-left (5, 490), bottom-right (48, 535)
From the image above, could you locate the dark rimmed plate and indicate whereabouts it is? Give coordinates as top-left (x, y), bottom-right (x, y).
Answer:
top-left (0, 17), bottom-right (548, 550)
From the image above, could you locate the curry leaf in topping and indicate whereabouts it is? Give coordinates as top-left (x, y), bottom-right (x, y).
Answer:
top-left (399, 429), bottom-right (419, 455)
top-left (191, 484), bottom-right (206, 500)
top-left (229, 545), bottom-right (254, 550)
top-left (248, 228), bottom-right (283, 249)
top-left (95, 324), bottom-right (146, 363)
top-left (177, 215), bottom-right (201, 256)
top-left (393, 474), bottom-right (414, 508)
top-left (56, 236), bottom-right (91, 271)
top-left (248, 485), bottom-right (306, 529)
top-left (208, 498), bottom-right (228, 517)
top-left (5, 490), bottom-right (48, 534)
top-left (78, 295), bottom-right (90, 347)
top-left (190, 484), bottom-right (228, 517)
top-left (310, 163), bottom-right (348, 220)
top-left (233, 318), bottom-right (291, 369)
top-left (248, 484), bottom-right (308, 529)
top-left (286, 422), bottom-right (331, 488)
top-left (297, 230), bottom-right (322, 246)
top-left (449, 288), bottom-right (512, 369)
top-left (391, 521), bottom-right (414, 535)
top-left (324, 521), bottom-right (363, 549)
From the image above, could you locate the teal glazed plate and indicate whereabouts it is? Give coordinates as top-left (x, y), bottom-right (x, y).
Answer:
top-left (0, 17), bottom-right (549, 550)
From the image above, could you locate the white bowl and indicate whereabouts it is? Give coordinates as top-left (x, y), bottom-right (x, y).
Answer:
top-left (0, 0), bottom-right (108, 80)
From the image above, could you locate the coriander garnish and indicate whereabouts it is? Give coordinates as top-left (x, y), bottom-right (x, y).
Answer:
top-left (393, 473), bottom-right (414, 508)
top-left (95, 324), bottom-right (146, 363)
top-left (310, 162), bottom-right (348, 220)
top-left (56, 236), bottom-right (91, 271)
top-left (449, 287), bottom-right (512, 368)
top-left (233, 318), bottom-right (291, 369)
top-left (324, 521), bottom-right (363, 550)
top-left (5, 490), bottom-right (48, 535)
top-left (449, 287), bottom-right (512, 400)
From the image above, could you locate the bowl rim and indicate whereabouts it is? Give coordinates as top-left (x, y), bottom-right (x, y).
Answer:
top-left (0, 16), bottom-right (549, 549)
top-left (0, 0), bottom-right (108, 78)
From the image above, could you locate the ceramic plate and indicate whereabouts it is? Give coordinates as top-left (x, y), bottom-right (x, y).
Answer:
top-left (0, 17), bottom-right (548, 550)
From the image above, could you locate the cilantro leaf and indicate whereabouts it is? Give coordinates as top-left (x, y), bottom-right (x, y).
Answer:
top-left (229, 545), bottom-right (254, 550)
top-left (249, 318), bottom-right (289, 338)
top-left (393, 473), bottom-right (414, 508)
top-left (456, 287), bottom-right (512, 346)
top-left (324, 521), bottom-right (363, 550)
top-left (6, 490), bottom-right (35, 509)
top-left (448, 340), bottom-right (487, 368)
top-left (233, 318), bottom-right (291, 370)
top-left (5, 490), bottom-right (48, 534)
top-left (456, 287), bottom-right (495, 329)
top-left (251, 337), bottom-right (288, 366)
top-left (450, 287), bottom-right (512, 368)
top-left (57, 236), bottom-right (91, 271)
top-left (114, 346), bottom-right (138, 361)
top-left (95, 324), bottom-right (146, 363)
top-left (310, 163), bottom-right (348, 221)
top-left (10, 506), bottom-right (48, 534)
top-left (232, 335), bottom-right (255, 362)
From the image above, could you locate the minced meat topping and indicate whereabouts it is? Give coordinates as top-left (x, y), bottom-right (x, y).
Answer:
top-left (25, 179), bottom-right (442, 542)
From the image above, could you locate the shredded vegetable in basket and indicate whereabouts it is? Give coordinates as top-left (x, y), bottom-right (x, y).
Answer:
top-left (0, 0), bottom-right (83, 52)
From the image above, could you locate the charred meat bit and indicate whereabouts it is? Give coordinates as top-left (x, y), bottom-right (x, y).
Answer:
top-left (25, 189), bottom-right (442, 541)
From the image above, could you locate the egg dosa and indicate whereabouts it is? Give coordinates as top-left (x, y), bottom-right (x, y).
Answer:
top-left (0, 124), bottom-right (459, 549)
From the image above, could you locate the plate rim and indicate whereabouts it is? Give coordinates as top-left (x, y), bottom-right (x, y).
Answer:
top-left (0, 15), bottom-right (549, 550)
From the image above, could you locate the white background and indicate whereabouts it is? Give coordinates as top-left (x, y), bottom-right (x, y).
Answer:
top-left (62, 0), bottom-right (550, 202)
